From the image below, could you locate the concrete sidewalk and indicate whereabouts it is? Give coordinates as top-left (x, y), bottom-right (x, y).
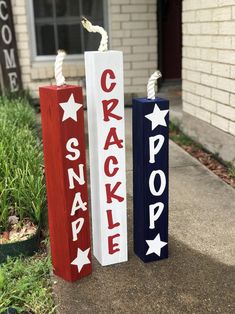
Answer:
top-left (53, 109), bottom-right (235, 314)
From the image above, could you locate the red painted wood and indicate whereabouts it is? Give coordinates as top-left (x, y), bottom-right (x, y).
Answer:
top-left (39, 85), bottom-right (91, 282)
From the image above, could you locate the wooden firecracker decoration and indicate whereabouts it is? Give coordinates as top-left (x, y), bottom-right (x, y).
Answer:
top-left (39, 51), bottom-right (91, 282)
top-left (82, 18), bottom-right (128, 266)
top-left (133, 71), bottom-right (169, 263)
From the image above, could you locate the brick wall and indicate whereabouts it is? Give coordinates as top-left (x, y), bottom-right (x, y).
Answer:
top-left (109, 0), bottom-right (157, 96)
top-left (11, 0), bottom-right (31, 91)
top-left (182, 0), bottom-right (235, 136)
top-left (10, 0), bottom-right (158, 100)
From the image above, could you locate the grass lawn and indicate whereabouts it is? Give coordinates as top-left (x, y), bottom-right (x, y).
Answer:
top-left (0, 96), bottom-right (55, 313)
top-left (0, 250), bottom-right (56, 314)
top-left (0, 96), bottom-right (46, 234)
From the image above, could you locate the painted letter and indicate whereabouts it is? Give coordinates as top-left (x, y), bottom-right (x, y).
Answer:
top-left (104, 127), bottom-right (123, 150)
top-left (3, 48), bottom-right (16, 69)
top-left (101, 69), bottom-right (116, 93)
top-left (149, 170), bottom-right (166, 196)
top-left (149, 135), bottom-right (165, 163)
top-left (104, 156), bottom-right (119, 177)
top-left (105, 182), bottom-right (124, 203)
top-left (71, 218), bottom-right (84, 241)
top-left (68, 164), bottom-right (85, 189)
top-left (70, 192), bottom-right (87, 216)
top-left (8, 72), bottom-right (19, 92)
top-left (149, 202), bottom-right (164, 229)
top-left (0, 1), bottom-right (8, 21)
top-left (108, 233), bottom-right (120, 254)
top-left (102, 99), bottom-right (122, 121)
top-left (106, 210), bottom-right (120, 229)
top-left (1, 24), bottom-right (12, 45)
top-left (66, 137), bottom-right (80, 161)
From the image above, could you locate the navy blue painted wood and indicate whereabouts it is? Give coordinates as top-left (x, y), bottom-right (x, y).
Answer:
top-left (133, 97), bottom-right (169, 263)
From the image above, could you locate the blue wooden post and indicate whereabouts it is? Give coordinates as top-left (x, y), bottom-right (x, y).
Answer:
top-left (133, 97), bottom-right (169, 263)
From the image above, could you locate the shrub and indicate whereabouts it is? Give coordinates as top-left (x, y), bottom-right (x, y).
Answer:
top-left (0, 96), bottom-right (46, 233)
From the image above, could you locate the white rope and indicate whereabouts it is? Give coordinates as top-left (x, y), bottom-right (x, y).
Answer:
top-left (147, 70), bottom-right (162, 99)
top-left (55, 50), bottom-right (66, 86)
top-left (81, 17), bottom-right (108, 52)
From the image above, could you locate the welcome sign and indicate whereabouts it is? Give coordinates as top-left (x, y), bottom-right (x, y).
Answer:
top-left (0, 0), bottom-right (22, 93)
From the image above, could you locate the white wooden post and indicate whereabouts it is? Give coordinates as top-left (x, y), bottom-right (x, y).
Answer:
top-left (85, 51), bottom-right (128, 266)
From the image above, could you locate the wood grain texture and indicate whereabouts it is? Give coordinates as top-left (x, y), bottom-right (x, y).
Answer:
top-left (39, 85), bottom-right (91, 281)
top-left (85, 51), bottom-right (128, 266)
top-left (133, 97), bottom-right (169, 262)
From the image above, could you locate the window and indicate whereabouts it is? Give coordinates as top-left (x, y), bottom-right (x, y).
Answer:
top-left (32, 0), bottom-right (105, 57)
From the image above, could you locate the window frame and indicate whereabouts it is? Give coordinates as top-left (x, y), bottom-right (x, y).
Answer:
top-left (27, 0), bottom-right (109, 62)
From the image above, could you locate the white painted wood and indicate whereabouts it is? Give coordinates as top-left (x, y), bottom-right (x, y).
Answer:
top-left (85, 51), bottom-right (128, 266)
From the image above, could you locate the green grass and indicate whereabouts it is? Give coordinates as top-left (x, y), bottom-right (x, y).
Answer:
top-left (169, 122), bottom-right (201, 147)
top-left (0, 253), bottom-right (56, 313)
top-left (170, 121), bottom-right (235, 188)
top-left (228, 164), bottom-right (235, 178)
top-left (0, 96), bottom-right (46, 233)
top-left (0, 97), bottom-right (54, 312)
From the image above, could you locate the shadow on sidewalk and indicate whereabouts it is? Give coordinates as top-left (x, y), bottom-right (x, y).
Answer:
top-left (53, 197), bottom-right (235, 314)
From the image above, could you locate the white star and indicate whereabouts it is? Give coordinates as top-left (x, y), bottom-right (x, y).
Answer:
top-left (59, 93), bottom-right (82, 122)
top-left (145, 104), bottom-right (169, 131)
top-left (71, 247), bottom-right (91, 272)
top-left (146, 233), bottom-right (167, 257)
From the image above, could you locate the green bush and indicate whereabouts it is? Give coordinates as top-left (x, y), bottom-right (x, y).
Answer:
top-left (0, 96), bottom-right (46, 233)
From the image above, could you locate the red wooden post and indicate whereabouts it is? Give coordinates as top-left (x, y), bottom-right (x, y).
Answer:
top-left (39, 85), bottom-right (91, 282)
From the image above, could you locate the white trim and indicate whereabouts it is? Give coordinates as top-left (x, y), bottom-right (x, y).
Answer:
top-left (26, 0), bottom-right (109, 63)
top-left (106, 0), bottom-right (112, 49)
top-left (26, 0), bottom-right (37, 62)
top-left (33, 54), bottom-right (84, 63)
top-left (103, 0), bottom-right (109, 34)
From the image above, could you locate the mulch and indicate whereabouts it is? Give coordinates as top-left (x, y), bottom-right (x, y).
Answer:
top-left (179, 144), bottom-right (234, 188)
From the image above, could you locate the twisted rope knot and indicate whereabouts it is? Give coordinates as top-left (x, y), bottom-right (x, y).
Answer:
top-left (147, 70), bottom-right (162, 99)
top-left (55, 50), bottom-right (66, 86)
top-left (81, 17), bottom-right (108, 52)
